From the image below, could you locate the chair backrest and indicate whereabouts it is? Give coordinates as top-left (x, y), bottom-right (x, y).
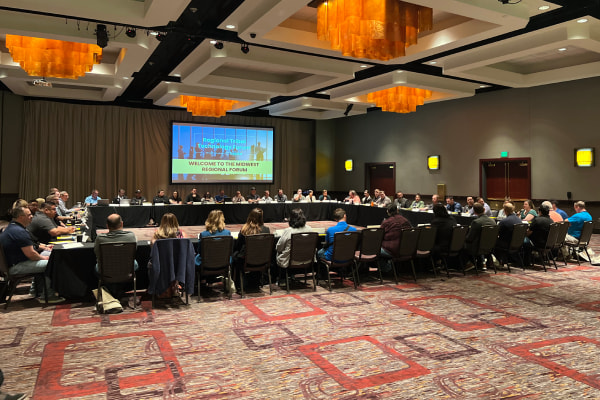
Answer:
top-left (543, 223), bottom-right (560, 249)
top-left (358, 228), bottom-right (384, 258)
top-left (330, 231), bottom-right (360, 266)
top-left (244, 234), bottom-right (275, 270)
top-left (416, 226), bottom-right (437, 253)
top-left (578, 220), bottom-right (595, 247)
top-left (200, 235), bottom-right (233, 276)
top-left (508, 223), bottom-right (528, 252)
top-left (289, 232), bottom-right (319, 269)
top-left (477, 225), bottom-right (499, 255)
top-left (0, 243), bottom-right (9, 277)
top-left (448, 225), bottom-right (469, 254)
top-left (98, 242), bottom-right (137, 283)
top-left (554, 220), bottom-right (570, 249)
top-left (396, 228), bottom-right (420, 258)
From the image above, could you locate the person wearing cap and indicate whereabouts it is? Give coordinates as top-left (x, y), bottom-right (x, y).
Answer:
top-left (131, 189), bottom-right (146, 205)
top-left (247, 187), bottom-right (260, 203)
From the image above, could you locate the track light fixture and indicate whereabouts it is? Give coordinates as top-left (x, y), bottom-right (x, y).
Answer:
top-left (241, 43), bottom-right (249, 54)
top-left (156, 32), bottom-right (167, 41)
top-left (96, 24), bottom-right (108, 48)
top-left (214, 41), bottom-right (224, 49)
top-left (125, 27), bottom-right (136, 38)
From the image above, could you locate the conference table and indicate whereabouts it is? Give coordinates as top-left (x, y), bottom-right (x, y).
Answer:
top-left (51, 203), bottom-right (475, 299)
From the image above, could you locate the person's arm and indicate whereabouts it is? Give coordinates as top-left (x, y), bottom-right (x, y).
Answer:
top-left (523, 213), bottom-right (535, 222)
top-left (22, 245), bottom-right (48, 261)
top-left (48, 225), bottom-right (76, 237)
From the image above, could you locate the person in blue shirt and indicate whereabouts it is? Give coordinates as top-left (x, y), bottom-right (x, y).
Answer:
top-left (445, 196), bottom-right (462, 213)
top-left (84, 189), bottom-right (101, 206)
top-left (551, 200), bottom-right (569, 220)
top-left (317, 208), bottom-right (357, 261)
top-left (195, 209), bottom-right (232, 267)
top-left (566, 201), bottom-right (592, 240)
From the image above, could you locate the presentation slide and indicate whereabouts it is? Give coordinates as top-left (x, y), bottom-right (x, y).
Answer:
top-left (171, 121), bottom-right (274, 184)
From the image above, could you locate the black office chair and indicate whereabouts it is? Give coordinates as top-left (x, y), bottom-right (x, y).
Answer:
top-left (285, 232), bottom-right (319, 293)
top-left (553, 220), bottom-right (570, 265)
top-left (565, 221), bottom-right (594, 265)
top-left (197, 235), bottom-right (234, 301)
top-left (319, 231), bottom-right (360, 291)
top-left (439, 225), bottom-right (468, 277)
top-left (354, 228), bottom-right (385, 284)
top-left (97, 242), bottom-right (137, 310)
top-left (240, 234), bottom-right (275, 297)
top-left (494, 223), bottom-right (528, 273)
top-left (532, 222), bottom-right (560, 272)
top-left (0, 243), bottom-right (48, 309)
top-left (415, 226), bottom-right (438, 277)
top-left (391, 228), bottom-right (420, 283)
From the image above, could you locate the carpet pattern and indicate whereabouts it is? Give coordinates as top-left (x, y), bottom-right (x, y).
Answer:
top-left (2, 237), bottom-right (600, 399)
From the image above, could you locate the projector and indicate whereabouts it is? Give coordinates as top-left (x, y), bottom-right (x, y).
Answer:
top-left (33, 78), bottom-right (52, 87)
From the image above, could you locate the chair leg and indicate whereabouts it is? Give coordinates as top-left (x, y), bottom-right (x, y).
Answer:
top-left (285, 268), bottom-right (290, 294)
top-left (584, 247), bottom-right (592, 265)
top-left (267, 267), bottom-right (272, 295)
top-left (310, 264), bottom-right (317, 291)
top-left (392, 260), bottom-right (399, 284)
top-left (353, 261), bottom-right (360, 288)
top-left (4, 279), bottom-right (17, 310)
top-left (442, 257), bottom-right (450, 278)
top-left (326, 265), bottom-right (332, 292)
top-left (197, 275), bottom-right (202, 303)
top-left (240, 269), bottom-right (245, 298)
top-left (410, 260), bottom-right (417, 282)
top-left (377, 260), bottom-right (384, 284)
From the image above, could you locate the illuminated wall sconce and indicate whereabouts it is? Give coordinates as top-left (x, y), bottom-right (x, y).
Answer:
top-left (575, 147), bottom-right (594, 167)
top-left (345, 159), bottom-right (353, 172)
top-left (427, 155), bottom-right (440, 170)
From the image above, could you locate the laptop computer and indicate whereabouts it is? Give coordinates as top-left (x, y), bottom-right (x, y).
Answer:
top-left (97, 199), bottom-right (110, 206)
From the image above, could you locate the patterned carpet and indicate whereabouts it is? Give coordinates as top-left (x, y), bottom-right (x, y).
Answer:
top-left (2, 235), bottom-right (600, 399)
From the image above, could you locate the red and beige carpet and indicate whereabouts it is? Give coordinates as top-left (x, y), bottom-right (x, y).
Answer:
top-left (2, 236), bottom-right (600, 399)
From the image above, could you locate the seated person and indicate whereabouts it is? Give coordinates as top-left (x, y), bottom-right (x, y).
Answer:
top-left (131, 189), bottom-right (146, 205)
top-left (202, 191), bottom-right (214, 203)
top-left (362, 190), bottom-right (372, 204)
top-left (196, 209), bottom-right (232, 266)
top-left (152, 189), bottom-right (170, 204)
top-left (526, 204), bottom-right (552, 248)
top-left (275, 189), bottom-right (288, 202)
top-left (410, 194), bottom-right (425, 209)
top-left (464, 203), bottom-right (496, 269)
top-left (113, 188), bottom-right (128, 204)
top-left (317, 208), bottom-right (357, 261)
top-left (151, 213), bottom-right (184, 244)
top-left (305, 190), bottom-right (317, 202)
top-left (292, 189), bottom-right (305, 202)
top-left (393, 192), bottom-right (409, 209)
top-left (233, 208), bottom-right (270, 287)
top-left (232, 191), bottom-right (245, 203)
top-left (496, 197), bottom-right (512, 220)
top-left (169, 191), bottom-right (183, 204)
top-left (520, 199), bottom-right (537, 221)
top-left (565, 201), bottom-right (592, 244)
top-left (262, 190), bottom-right (273, 203)
top-left (542, 200), bottom-right (563, 222)
top-left (95, 214), bottom-right (138, 298)
top-left (47, 194), bottom-right (70, 223)
top-left (427, 194), bottom-right (441, 210)
top-left (84, 189), bottom-right (101, 206)
top-left (28, 201), bottom-right (76, 245)
top-left (247, 187), bottom-right (260, 204)
top-left (379, 204), bottom-right (412, 269)
top-left (430, 204), bottom-right (457, 259)
top-left (344, 190), bottom-right (361, 205)
top-left (551, 200), bottom-right (569, 220)
top-left (319, 189), bottom-right (331, 201)
top-left (463, 196), bottom-right (475, 215)
top-left (445, 196), bottom-right (462, 213)
top-left (58, 191), bottom-right (72, 215)
top-left (375, 191), bottom-right (391, 207)
top-left (496, 202), bottom-right (521, 249)
top-left (477, 197), bottom-right (493, 217)
top-left (276, 208), bottom-right (312, 269)
top-left (0, 206), bottom-right (64, 303)
top-left (214, 190), bottom-right (227, 203)
top-left (186, 188), bottom-right (201, 204)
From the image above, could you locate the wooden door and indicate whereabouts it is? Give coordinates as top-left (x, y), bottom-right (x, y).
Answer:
top-left (481, 158), bottom-right (531, 200)
top-left (366, 163), bottom-right (396, 197)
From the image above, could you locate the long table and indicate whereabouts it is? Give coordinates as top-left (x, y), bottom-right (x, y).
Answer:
top-left (88, 203), bottom-right (475, 234)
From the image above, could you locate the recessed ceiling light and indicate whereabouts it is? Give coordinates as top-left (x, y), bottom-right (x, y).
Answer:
top-left (209, 40), bottom-right (217, 45)
top-left (359, 65), bottom-right (368, 68)
top-left (429, 61), bottom-right (437, 65)
top-left (538, 5), bottom-right (550, 11)
top-left (149, 31), bottom-right (158, 36)
top-left (577, 18), bottom-right (588, 24)
top-left (558, 47), bottom-right (567, 52)
top-left (317, 91), bottom-right (329, 95)
top-left (479, 85), bottom-right (489, 88)
top-left (225, 24), bottom-right (236, 29)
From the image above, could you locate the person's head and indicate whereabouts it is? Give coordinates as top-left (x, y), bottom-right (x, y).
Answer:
top-left (278, 189), bottom-right (284, 195)
top-left (349, 190), bottom-right (356, 197)
top-left (396, 192), bottom-right (404, 199)
top-left (12, 199), bottom-right (28, 209)
top-left (446, 196), bottom-right (454, 206)
top-left (550, 200), bottom-right (560, 210)
top-left (236, 190), bottom-right (241, 197)
top-left (50, 187), bottom-right (59, 195)
top-left (172, 190), bottom-right (179, 199)
top-left (158, 189), bottom-right (165, 197)
top-left (308, 190), bottom-right (313, 196)
top-left (374, 189), bottom-right (380, 197)
top-left (135, 189), bottom-right (142, 198)
top-left (503, 202), bottom-right (515, 216)
top-left (118, 188), bottom-right (126, 196)
top-left (204, 191), bottom-right (211, 198)
top-left (477, 197), bottom-right (485, 205)
top-left (47, 192), bottom-right (59, 202)
top-left (574, 200), bottom-right (586, 212)
top-left (466, 196), bottom-right (474, 206)
top-left (415, 194), bottom-right (421, 201)
top-left (42, 201), bottom-right (57, 218)
top-left (541, 200), bottom-right (553, 211)
top-left (106, 213), bottom-right (123, 231)
top-left (432, 194), bottom-right (439, 203)
top-left (28, 199), bottom-right (39, 214)
top-left (264, 190), bottom-right (270, 197)
top-left (220, 190), bottom-right (225, 195)
top-left (191, 188), bottom-right (197, 194)
top-left (433, 203), bottom-right (449, 218)
top-left (297, 188), bottom-right (302, 194)
top-left (241, 208), bottom-right (265, 235)
top-left (91, 189), bottom-right (99, 198)
top-left (250, 187), bottom-right (256, 194)
top-left (539, 204), bottom-right (550, 216)
top-left (523, 199), bottom-right (534, 211)
top-left (333, 208), bottom-right (347, 222)
top-left (289, 208), bottom-right (307, 228)
top-left (12, 206), bottom-right (33, 227)
top-left (154, 212), bottom-right (181, 239)
top-left (205, 209), bottom-right (226, 234)
top-left (473, 203), bottom-right (484, 216)
top-left (322, 189), bottom-right (328, 196)
top-left (379, 191), bottom-right (386, 198)
top-left (386, 203), bottom-right (398, 216)
top-left (364, 189), bottom-right (370, 197)
top-left (60, 191), bottom-right (69, 202)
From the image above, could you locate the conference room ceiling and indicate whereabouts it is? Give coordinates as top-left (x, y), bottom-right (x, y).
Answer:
top-left (0, 0), bottom-right (599, 119)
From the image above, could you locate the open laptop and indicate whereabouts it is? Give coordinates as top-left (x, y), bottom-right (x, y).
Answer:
top-left (119, 198), bottom-right (130, 206)
top-left (97, 199), bottom-right (110, 206)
